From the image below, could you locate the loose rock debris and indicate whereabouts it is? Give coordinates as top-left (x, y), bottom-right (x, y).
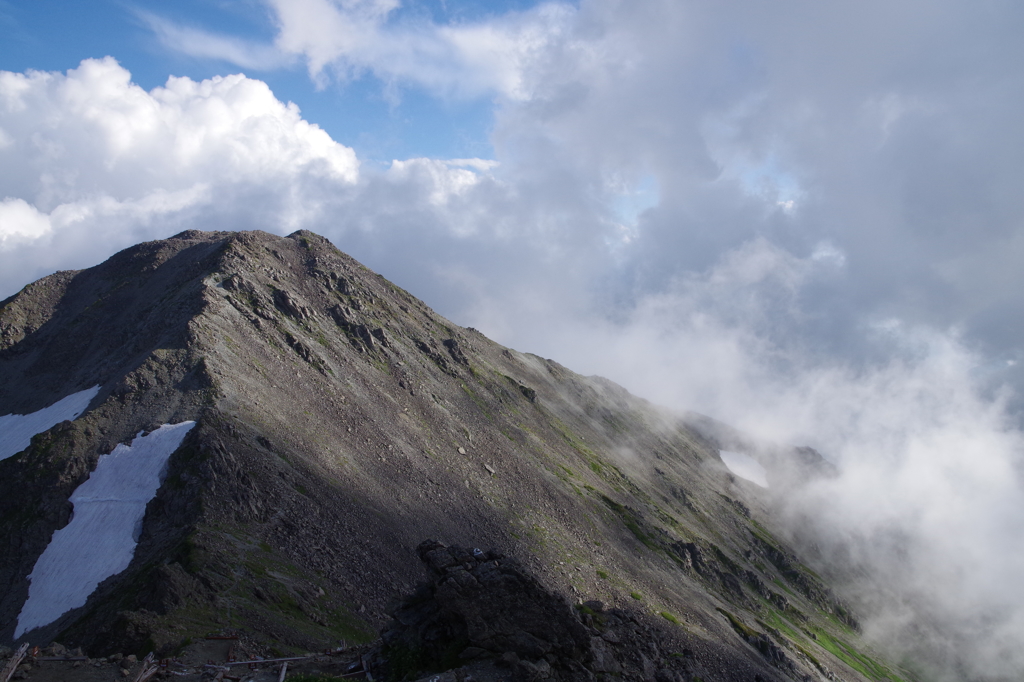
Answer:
top-left (0, 642), bottom-right (370, 682)
top-left (364, 541), bottom-right (790, 682)
top-left (1, 541), bottom-right (806, 682)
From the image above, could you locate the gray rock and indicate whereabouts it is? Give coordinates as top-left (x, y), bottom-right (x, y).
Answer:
top-left (655, 669), bottom-right (679, 682)
top-left (273, 288), bottom-right (308, 319)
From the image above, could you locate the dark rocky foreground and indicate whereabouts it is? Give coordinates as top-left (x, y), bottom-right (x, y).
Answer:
top-left (371, 540), bottom-right (793, 682)
top-left (0, 230), bottom-right (909, 682)
top-left (0, 541), bottom-right (804, 682)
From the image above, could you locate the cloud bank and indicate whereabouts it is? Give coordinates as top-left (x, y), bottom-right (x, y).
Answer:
top-left (0, 57), bottom-right (357, 282)
top-left (3, 0), bottom-right (1024, 678)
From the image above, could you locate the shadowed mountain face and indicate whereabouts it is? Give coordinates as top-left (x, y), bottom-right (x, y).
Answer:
top-left (0, 230), bottom-right (906, 682)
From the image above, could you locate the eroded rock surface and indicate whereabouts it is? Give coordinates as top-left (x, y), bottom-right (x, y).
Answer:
top-left (375, 541), bottom-right (760, 682)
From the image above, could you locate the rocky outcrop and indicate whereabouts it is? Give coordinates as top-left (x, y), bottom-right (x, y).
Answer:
top-left (380, 541), bottom-right (591, 679)
top-left (376, 541), bottom-right (778, 682)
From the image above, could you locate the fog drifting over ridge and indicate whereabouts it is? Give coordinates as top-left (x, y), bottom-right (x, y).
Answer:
top-left (2, 0), bottom-right (1024, 678)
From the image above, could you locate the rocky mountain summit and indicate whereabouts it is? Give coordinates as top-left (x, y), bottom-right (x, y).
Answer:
top-left (0, 230), bottom-right (911, 682)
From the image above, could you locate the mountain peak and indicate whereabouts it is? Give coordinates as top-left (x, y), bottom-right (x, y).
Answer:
top-left (0, 231), bottom-right (903, 682)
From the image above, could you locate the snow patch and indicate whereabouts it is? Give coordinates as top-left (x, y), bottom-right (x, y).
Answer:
top-left (14, 421), bottom-right (196, 638)
top-left (0, 386), bottom-right (100, 461)
top-left (719, 450), bottom-right (769, 488)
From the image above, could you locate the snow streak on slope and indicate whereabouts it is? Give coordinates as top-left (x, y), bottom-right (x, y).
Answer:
top-left (719, 450), bottom-right (769, 488)
top-left (0, 386), bottom-right (100, 461)
top-left (14, 421), bottom-right (196, 638)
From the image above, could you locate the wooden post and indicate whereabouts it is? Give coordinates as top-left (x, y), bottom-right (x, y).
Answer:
top-left (131, 653), bottom-right (159, 682)
top-left (278, 660), bottom-right (288, 682)
top-left (1, 643), bottom-right (30, 682)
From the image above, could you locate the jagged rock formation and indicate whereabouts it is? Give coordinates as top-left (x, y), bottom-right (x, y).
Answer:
top-left (386, 541), bottom-right (593, 668)
top-left (375, 540), bottom-right (781, 682)
top-left (0, 230), bottom-right (909, 682)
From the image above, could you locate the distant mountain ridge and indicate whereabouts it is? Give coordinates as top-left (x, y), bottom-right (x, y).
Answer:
top-left (0, 230), bottom-right (906, 682)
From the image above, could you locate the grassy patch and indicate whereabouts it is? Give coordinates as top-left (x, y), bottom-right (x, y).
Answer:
top-left (748, 518), bottom-right (783, 547)
top-left (599, 495), bottom-right (661, 551)
top-left (771, 577), bottom-right (797, 597)
top-left (716, 607), bottom-right (757, 639)
top-left (630, 592), bottom-right (643, 601)
top-left (527, 524), bottom-right (548, 548)
top-left (174, 526), bottom-right (376, 654)
top-left (328, 606), bottom-right (375, 645)
top-left (756, 610), bottom-right (803, 643)
top-left (460, 383), bottom-right (494, 421)
top-left (660, 612), bottom-right (681, 625)
top-left (811, 629), bottom-right (904, 682)
top-left (550, 417), bottom-right (597, 458)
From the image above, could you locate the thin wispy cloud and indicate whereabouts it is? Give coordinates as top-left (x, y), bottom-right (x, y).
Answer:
top-left (137, 10), bottom-right (294, 71)
top-left (141, 0), bottom-right (576, 99)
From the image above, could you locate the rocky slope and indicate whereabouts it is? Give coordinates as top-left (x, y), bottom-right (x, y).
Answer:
top-left (0, 230), bottom-right (911, 682)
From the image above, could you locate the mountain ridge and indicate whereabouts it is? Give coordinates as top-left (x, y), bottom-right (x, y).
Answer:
top-left (0, 229), bottom-right (904, 682)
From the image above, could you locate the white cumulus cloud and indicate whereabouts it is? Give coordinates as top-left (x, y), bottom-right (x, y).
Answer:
top-left (0, 57), bottom-right (359, 288)
top-left (0, 198), bottom-right (51, 249)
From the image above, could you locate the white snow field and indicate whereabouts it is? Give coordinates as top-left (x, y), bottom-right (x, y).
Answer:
top-left (14, 421), bottom-right (196, 638)
top-left (719, 450), bottom-right (769, 488)
top-left (0, 386), bottom-right (100, 461)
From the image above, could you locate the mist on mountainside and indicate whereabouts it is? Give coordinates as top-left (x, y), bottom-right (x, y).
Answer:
top-left (508, 247), bottom-right (1024, 682)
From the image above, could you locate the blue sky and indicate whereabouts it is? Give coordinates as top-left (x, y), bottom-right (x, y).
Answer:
top-left (0, 0), bottom-right (517, 161)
